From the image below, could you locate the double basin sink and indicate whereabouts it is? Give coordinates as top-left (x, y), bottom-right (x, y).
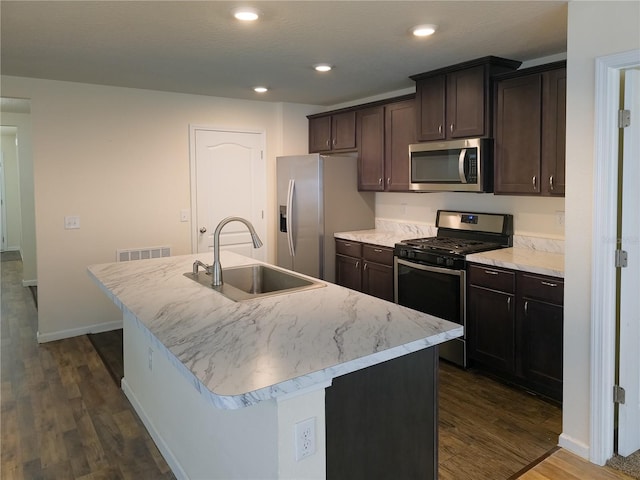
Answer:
top-left (185, 264), bottom-right (325, 302)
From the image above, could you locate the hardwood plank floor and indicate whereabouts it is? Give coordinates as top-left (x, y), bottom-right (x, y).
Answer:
top-left (515, 448), bottom-right (635, 479)
top-left (1, 257), bottom-right (175, 479)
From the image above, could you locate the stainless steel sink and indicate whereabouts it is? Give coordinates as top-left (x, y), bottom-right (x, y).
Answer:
top-left (184, 264), bottom-right (325, 302)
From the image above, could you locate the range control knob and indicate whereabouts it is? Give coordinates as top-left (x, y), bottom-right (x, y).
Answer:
top-left (436, 257), bottom-right (445, 265)
top-left (446, 258), bottom-right (454, 267)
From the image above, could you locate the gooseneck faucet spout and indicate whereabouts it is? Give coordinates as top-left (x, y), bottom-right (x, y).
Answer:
top-left (212, 216), bottom-right (263, 287)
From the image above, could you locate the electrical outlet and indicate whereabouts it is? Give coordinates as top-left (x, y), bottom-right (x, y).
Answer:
top-left (64, 215), bottom-right (80, 229)
top-left (295, 417), bottom-right (316, 461)
top-left (555, 210), bottom-right (565, 226)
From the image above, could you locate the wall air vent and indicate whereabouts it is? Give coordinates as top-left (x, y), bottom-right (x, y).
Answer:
top-left (116, 246), bottom-right (171, 262)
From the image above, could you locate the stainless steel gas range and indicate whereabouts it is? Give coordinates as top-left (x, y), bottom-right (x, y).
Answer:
top-left (394, 210), bottom-right (513, 367)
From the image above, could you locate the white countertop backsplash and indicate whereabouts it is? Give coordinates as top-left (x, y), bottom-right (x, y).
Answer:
top-left (336, 218), bottom-right (565, 277)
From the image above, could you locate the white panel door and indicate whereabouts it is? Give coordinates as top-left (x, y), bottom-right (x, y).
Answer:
top-left (619, 68), bottom-right (640, 457)
top-left (193, 128), bottom-right (266, 261)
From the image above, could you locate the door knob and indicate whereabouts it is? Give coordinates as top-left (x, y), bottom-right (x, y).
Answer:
top-left (199, 227), bottom-right (207, 233)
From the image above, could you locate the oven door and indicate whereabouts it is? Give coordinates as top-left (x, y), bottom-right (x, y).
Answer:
top-left (394, 257), bottom-right (467, 366)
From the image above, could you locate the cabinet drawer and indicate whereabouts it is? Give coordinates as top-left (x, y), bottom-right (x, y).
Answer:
top-left (335, 239), bottom-right (362, 258)
top-left (468, 264), bottom-right (515, 293)
top-left (519, 273), bottom-right (564, 305)
top-left (362, 244), bottom-right (394, 266)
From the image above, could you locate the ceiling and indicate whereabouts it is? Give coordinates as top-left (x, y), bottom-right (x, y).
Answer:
top-left (1, 1), bottom-right (568, 106)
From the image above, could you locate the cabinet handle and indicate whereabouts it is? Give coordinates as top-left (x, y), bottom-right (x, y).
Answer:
top-left (378, 178), bottom-right (383, 185)
top-left (484, 270), bottom-right (499, 275)
top-left (541, 281), bottom-right (558, 287)
top-left (332, 138), bottom-right (336, 147)
top-left (343, 242), bottom-right (352, 247)
top-left (524, 300), bottom-right (528, 315)
top-left (363, 263), bottom-right (368, 271)
top-left (532, 176), bottom-right (537, 189)
top-left (507, 297), bottom-right (511, 311)
top-left (450, 123), bottom-right (454, 133)
top-left (387, 177), bottom-right (391, 185)
top-left (549, 175), bottom-right (555, 191)
top-left (355, 261), bottom-right (359, 269)
top-left (374, 248), bottom-right (383, 253)
top-left (438, 125), bottom-right (443, 134)
top-left (325, 139), bottom-right (330, 148)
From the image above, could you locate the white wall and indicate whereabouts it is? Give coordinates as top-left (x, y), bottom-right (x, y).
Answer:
top-left (1, 132), bottom-right (22, 250)
top-left (561, 0), bottom-right (640, 458)
top-left (0, 76), bottom-right (321, 340)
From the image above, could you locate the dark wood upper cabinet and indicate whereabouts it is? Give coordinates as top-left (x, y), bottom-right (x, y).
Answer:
top-left (494, 62), bottom-right (567, 196)
top-left (357, 95), bottom-right (416, 192)
top-left (308, 110), bottom-right (356, 153)
top-left (411, 56), bottom-right (521, 142)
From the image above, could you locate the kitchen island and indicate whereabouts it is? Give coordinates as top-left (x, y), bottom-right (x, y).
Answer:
top-left (88, 251), bottom-right (462, 479)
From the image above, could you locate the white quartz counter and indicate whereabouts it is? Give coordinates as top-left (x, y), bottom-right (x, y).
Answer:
top-left (466, 247), bottom-right (565, 278)
top-left (88, 252), bottom-right (462, 410)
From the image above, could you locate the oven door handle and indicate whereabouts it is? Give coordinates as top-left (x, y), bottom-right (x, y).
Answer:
top-left (458, 149), bottom-right (468, 184)
top-left (396, 258), bottom-right (463, 277)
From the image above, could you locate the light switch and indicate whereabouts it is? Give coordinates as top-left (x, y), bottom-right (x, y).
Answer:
top-left (180, 209), bottom-right (190, 222)
top-left (64, 216), bottom-right (80, 229)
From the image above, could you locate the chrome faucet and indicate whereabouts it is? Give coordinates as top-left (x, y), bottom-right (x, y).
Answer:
top-left (211, 216), bottom-right (263, 287)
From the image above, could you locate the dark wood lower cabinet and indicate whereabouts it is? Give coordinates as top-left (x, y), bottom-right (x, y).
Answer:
top-left (467, 263), bottom-right (564, 402)
top-left (335, 239), bottom-right (394, 301)
top-left (326, 347), bottom-right (438, 479)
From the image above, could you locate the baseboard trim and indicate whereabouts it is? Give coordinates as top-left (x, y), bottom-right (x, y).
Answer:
top-left (559, 433), bottom-right (591, 461)
top-left (121, 378), bottom-right (186, 480)
top-left (37, 320), bottom-right (123, 343)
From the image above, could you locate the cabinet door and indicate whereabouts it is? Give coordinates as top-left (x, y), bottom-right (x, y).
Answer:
top-left (541, 68), bottom-right (567, 196)
top-left (494, 74), bottom-right (542, 194)
top-left (385, 99), bottom-right (415, 191)
top-left (308, 116), bottom-right (332, 153)
top-left (362, 261), bottom-right (394, 302)
top-left (336, 254), bottom-right (362, 291)
top-left (467, 285), bottom-right (515, 373)
top-left (416, 75), bottom-right (446, 141)
top-left (519, 298), bottom-right (563, 401)
top-left (332, 111), bottom-right (357, 151)
top-left (447, 65), bottom-right (486, 138)
top-left (357, 106), bottom-right (385, 191)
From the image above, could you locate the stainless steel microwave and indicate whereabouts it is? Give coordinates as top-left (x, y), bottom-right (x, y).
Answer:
top-left (409, 138), bottom-right (492, 192)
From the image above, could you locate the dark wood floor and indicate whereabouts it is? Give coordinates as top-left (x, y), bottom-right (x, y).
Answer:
top-left (1, 256), bottom-right (175, 479)
top-left (2, 253), bottom-right (563, 479)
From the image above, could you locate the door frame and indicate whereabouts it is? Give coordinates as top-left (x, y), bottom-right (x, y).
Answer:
top-left (591, 49), bottom-right (640, 465)
top-left (188, 125), bottom-right (267, 255)
top-left (0, 150), bottom-right (7, 251)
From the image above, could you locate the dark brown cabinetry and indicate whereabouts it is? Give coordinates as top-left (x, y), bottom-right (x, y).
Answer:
top-left (467, 263), bottom-right (564, 401)
top-left (494, 62), bottom-right (566, 196)
top-left (411, 56), bottom-right (521, 142)
top-left (467, 266), bottom-right (516, 373)
top-left (517, 273), bottom-right (564, 400)
top-left (357, 95), bottom-right (416, 191)
top-left (335, 239), bottom-right (394, 301)
top-left (308, 110), bottom-right (357, 153)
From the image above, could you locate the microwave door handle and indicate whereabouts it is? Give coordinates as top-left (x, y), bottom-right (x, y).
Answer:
top-left (458, 149), bottom-right (468, 183)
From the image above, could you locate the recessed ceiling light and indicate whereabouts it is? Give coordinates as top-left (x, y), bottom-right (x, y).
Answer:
top-left (253, 86), bottom-right (268, 93)
top-left (314, 64), bottom-right (333, 72)
top-left (412, 24), bottom-right (437, 37)
top-left (233, 7), bottom-right (259, 21)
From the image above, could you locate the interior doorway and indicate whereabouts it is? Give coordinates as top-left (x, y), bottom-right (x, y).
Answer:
top-left (189, 126), bottom-right (267, 261)
top-left (591, 49), bottom-right (640, 466)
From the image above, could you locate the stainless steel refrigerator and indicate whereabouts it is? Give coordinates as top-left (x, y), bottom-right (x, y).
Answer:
top-left (276, 154), bottom-right (375, 283)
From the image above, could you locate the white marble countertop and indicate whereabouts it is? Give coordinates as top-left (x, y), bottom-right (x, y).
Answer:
top-left (466, 247), bottom-right (565, 278)
top-left (334, 229), bottom-right (411, 248)
top-left (88, 252), bottom-right (462, 410)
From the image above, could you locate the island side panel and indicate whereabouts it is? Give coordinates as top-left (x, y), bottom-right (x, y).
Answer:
top-left (325, 346), bottom-right (438, 479)
top-left (122, 311), bottom-right (281, 479)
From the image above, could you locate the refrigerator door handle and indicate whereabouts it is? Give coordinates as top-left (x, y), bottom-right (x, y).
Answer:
top-left (286, 179), bottom-right (295, 257)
